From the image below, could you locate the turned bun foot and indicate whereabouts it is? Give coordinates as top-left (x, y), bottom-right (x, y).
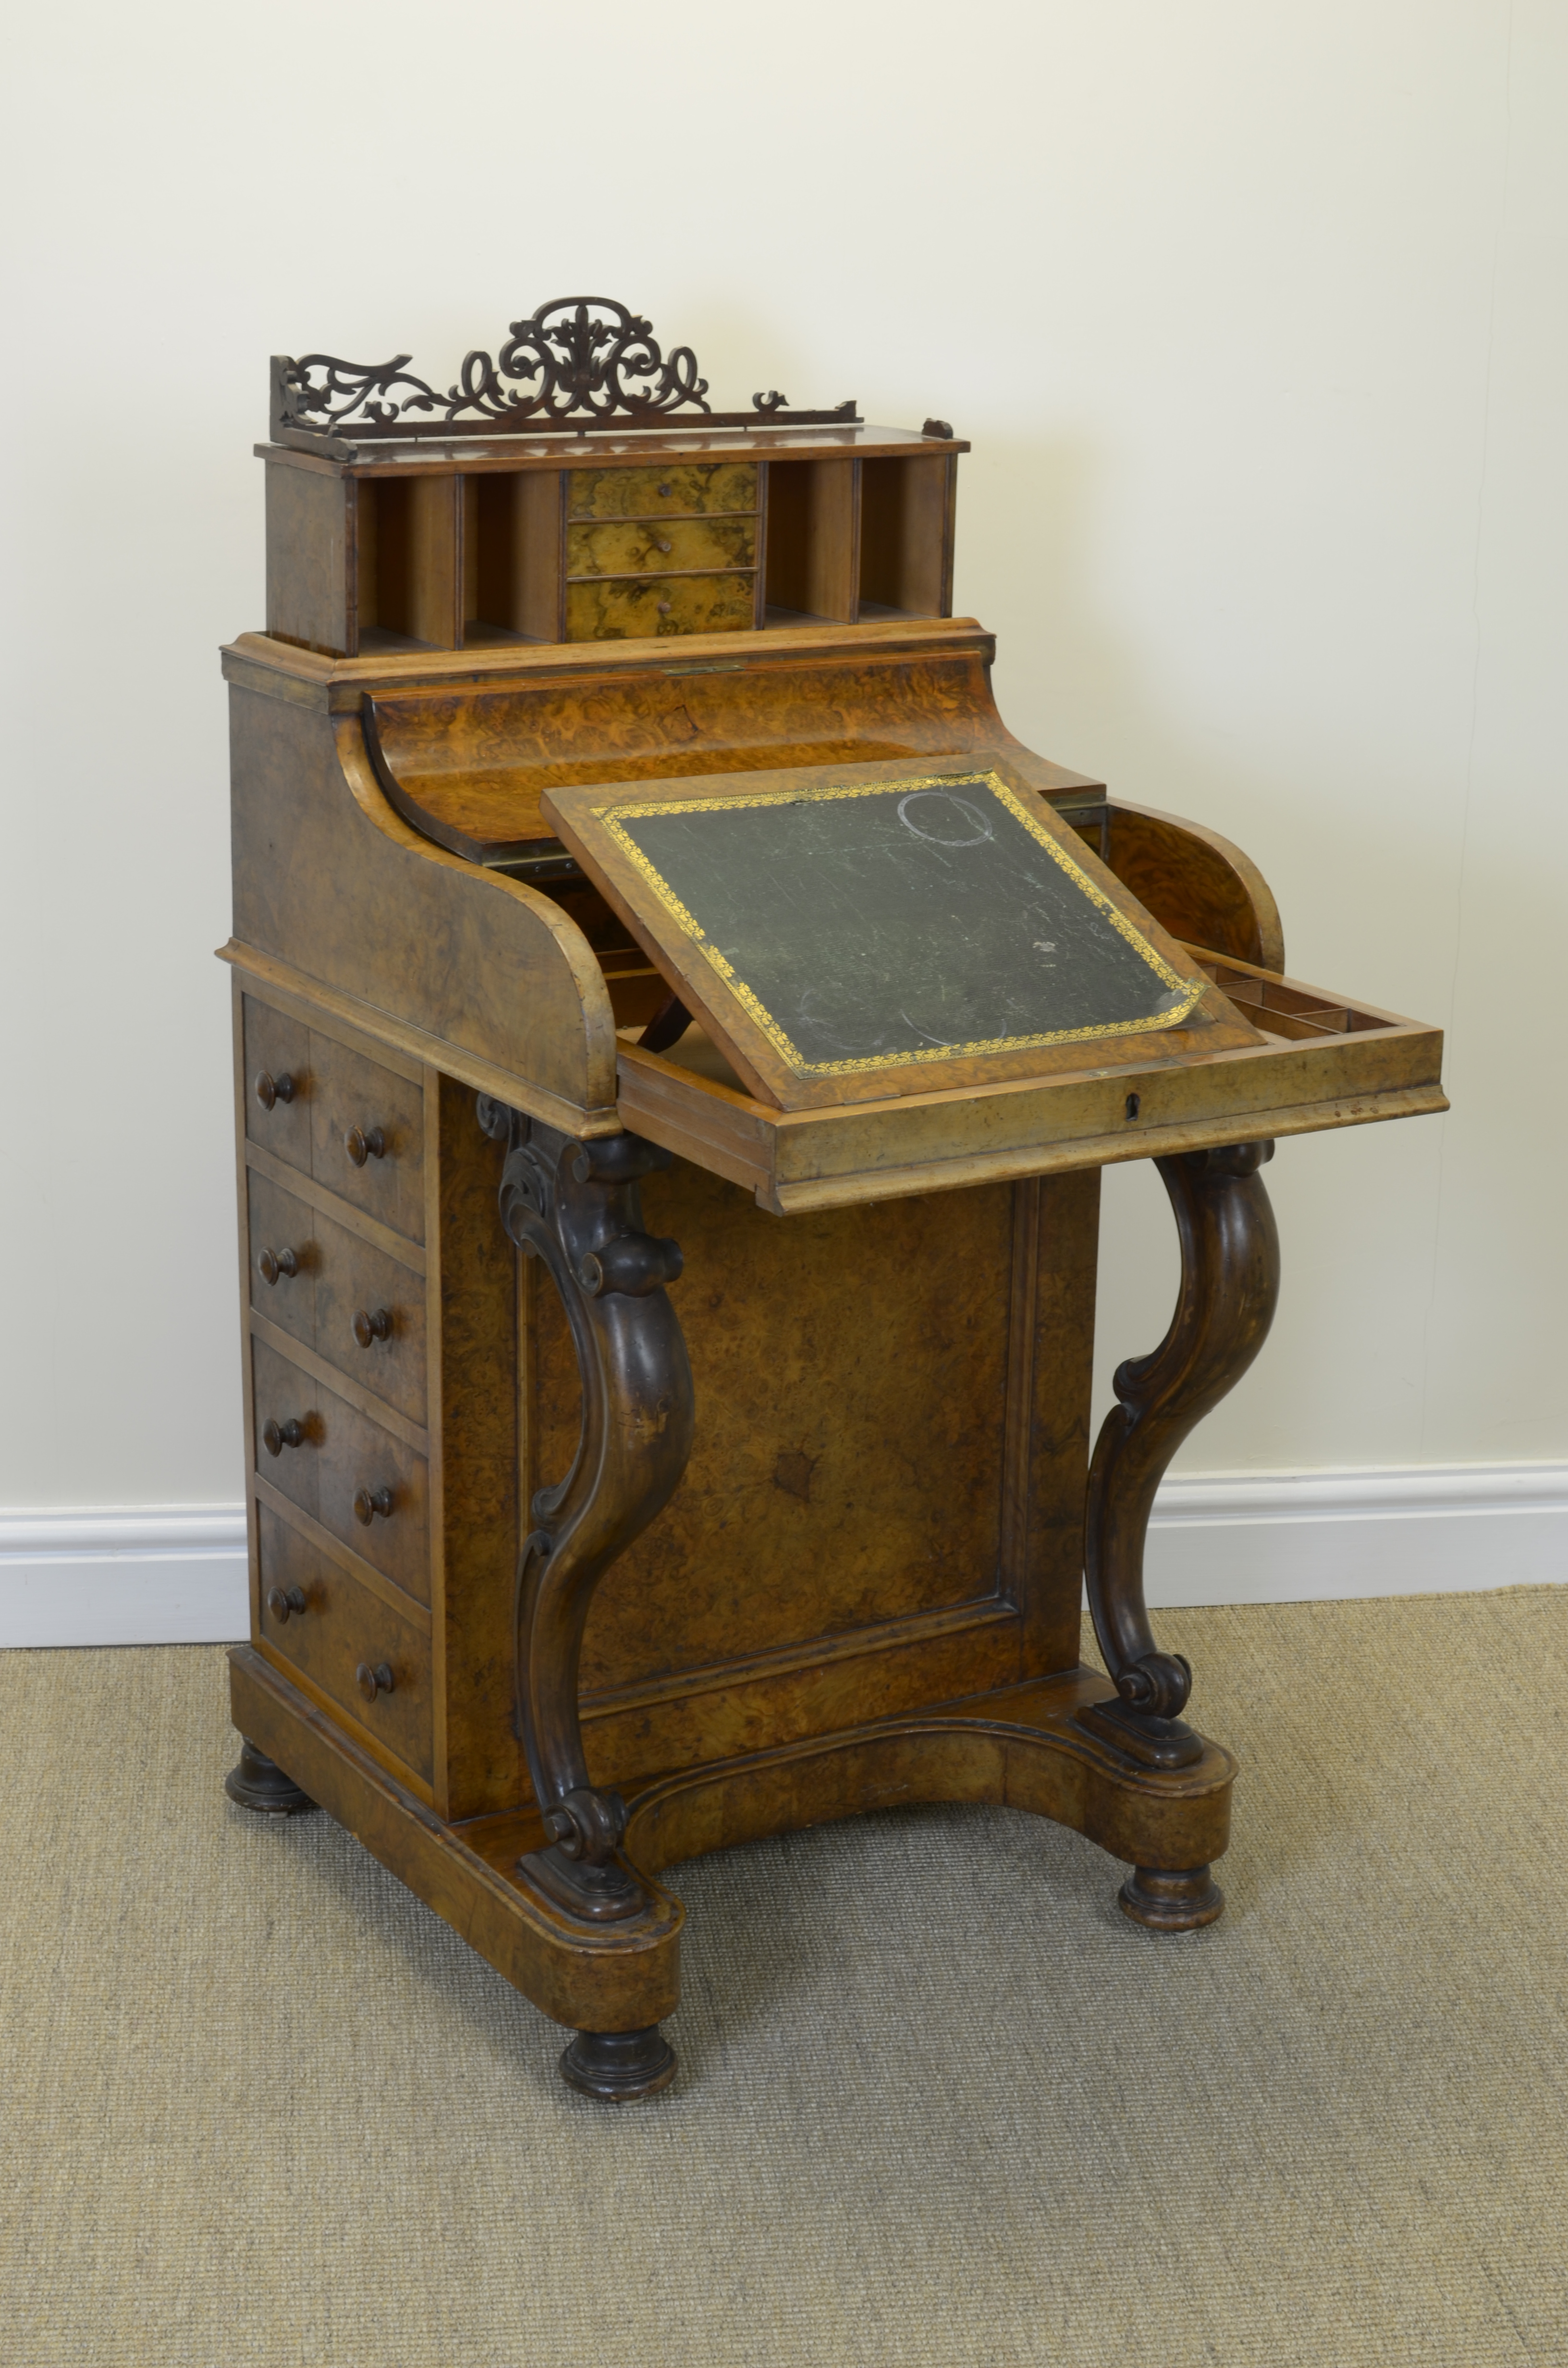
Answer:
top-left (1118, 1863), bottom-right (1224, 1930)
top-left (224, 1737), bottom-right (317, 1816)
top-left (560, 2024), bottom-right (676, 2102)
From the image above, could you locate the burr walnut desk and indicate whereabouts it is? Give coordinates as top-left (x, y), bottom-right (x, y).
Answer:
top-left (221, 299), bottom-right (1446, 2099)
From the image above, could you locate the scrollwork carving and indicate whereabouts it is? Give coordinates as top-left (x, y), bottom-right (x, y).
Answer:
top-left (1076, 1142), bottom-right (1281, 1770)
top-left (272, 299), bottom-right (860, 444)
top-left (480, 1100), bottom-right (695, 1924)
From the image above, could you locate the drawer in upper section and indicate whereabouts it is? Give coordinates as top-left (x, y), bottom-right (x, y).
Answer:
top-left (242, 996), bottom-right (426, 1245)
top-left (251, 1337), bottom-right (430, 1605)
top-left (565, 571), bottom-right (755, 642)
top-left (566, 462), bottom-right (758, 520)
top-left (566, 513), bottom-right (757, 579)
top-left (246, 1171), bottom-right (427, 1425)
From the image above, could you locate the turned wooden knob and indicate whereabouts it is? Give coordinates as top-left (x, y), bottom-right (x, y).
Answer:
top-left (257, 1246), bottom-right (300, 1286)
top-left (656, 483), bottom-right (672, 497)
top-left (353, 1486), bottom-right (395, 1526)
top-left (265, 1584), bottom-right (306, 1623)
top-left (344, 1125), bottom-right (386, 1167)
top-left (356, 1660), bottom-right (394, 1702)
top-left (352, 1306), bottom-right (392, 1348)
top-left (649, 534), bottom-right (673, 555)
top-left (656, 599), bottom-right (673, 615)
top-left (261, 1416), bottom-right (306, 1456)
top-left (254, 1070), bottom-right (296, 1111)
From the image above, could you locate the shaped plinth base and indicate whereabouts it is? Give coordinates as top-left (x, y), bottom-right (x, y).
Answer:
top-left (560, 2024), bottom-right (677, 2102)
top-left (1073, 1695), bottom-right (1205, 1770)
top-left (1118, 1863), bottom-right (1225, 1930)
top-left (229, 1646), bottom-right (1237, 2063)
top-left (224, 1737), bottom-right (317, 1816)
top-left (517, 1845), bottom-right (648, 1924)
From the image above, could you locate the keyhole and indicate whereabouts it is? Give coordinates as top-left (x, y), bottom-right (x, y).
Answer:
top-left (1125, 1093), bottom-right (1141, 1120)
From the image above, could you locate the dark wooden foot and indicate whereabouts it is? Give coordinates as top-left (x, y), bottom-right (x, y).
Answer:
top-left (560, 2023), bottom-right (677, 2101)
top-left (224, 1736), bottom-right (317, 1815)
top-left (1119, 1863), bottom-right (1225, 1930)
top-left (478, 1102), bottom-right (695, 1927)
top-left (1078, 1141), bottom-right (1281, 1765)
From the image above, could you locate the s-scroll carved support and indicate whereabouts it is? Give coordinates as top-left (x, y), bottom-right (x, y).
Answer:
top-left (1077, 1142), bottom-right (1280, 1775)
top-left (478, 1098), bottom-right (695, 1926)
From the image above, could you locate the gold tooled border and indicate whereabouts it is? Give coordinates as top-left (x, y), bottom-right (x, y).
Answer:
top-left (593, 771), bottom-right (1205, 1077)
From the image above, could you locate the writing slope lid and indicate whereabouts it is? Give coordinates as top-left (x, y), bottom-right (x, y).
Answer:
top-left (543, 757), bottom-right (1265, 1112)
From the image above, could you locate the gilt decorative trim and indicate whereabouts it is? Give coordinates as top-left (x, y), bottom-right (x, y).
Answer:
top-left (270, 296), bottom-right (860, 449)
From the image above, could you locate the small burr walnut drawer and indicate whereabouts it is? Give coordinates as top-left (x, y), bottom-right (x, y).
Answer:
top-left (242, 996), bottom-right (424, 1244)
top-left (566, 461), bottom-right (758, 519)
top-left (255, 1502), bottom-right (432, 1782)
top-left (250, 1338), bottom-right (430, 1605)
top-left (566, 514), bottom-right (757, 578)
top-left (565, 571), bottom-right (756, 642)
top-left (246, 1171), bottom-right (426, 1425)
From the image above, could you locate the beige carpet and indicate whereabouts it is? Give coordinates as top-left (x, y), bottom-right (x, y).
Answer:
top-left (1, 1592), bottom-right (1565, 2367)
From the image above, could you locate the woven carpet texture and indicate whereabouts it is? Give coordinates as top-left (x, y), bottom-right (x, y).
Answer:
top-left (1, 1591), bottom-right (1565, 2367)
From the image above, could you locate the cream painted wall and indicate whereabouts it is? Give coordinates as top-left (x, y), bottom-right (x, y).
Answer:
top-left (0, 0), bottom-right (1562, 1513)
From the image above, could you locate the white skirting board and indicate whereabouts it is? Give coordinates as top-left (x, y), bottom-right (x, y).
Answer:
top-left (0, 1468), bottom-right (1566, 1648)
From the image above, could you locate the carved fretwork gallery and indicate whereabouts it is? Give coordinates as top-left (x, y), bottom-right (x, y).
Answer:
top-left (272, 294), bottom-right (859, 451)
top-left (222, 304), bottom-right (1446, 2103)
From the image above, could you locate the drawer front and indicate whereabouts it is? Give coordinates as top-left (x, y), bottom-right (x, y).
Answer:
top-left (314, 1220), bottom-right (427, 1424)
top-left (566, 571), bottom-right (755, 642)
top-left (566, 513), bottom-right (757, 579)
top-left (256, 1504), bottom-right (432, 1780)
top-left (252, 1336), bottom-right (321, 1522)
top-left (243, 996), bottom-right (311, 1176)
top-left (567, 462), bottom-right (758, 520)
top-left (246, 1171), bottom-right (318, 1353)
top-left (316, 1383), bottom-right (430, 1604)
top-left (248, 1176), bottom-right (427, 1425)
top-left (308, 1036), bottom-right (425, 1243)
top-left (252, 1337), bottom-right (430, 1603)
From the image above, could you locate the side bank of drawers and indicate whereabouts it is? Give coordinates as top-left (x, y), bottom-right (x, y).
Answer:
top-left (241, 990), bottom-right (434, 1788)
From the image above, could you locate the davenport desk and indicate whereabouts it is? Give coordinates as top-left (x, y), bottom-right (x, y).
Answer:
top-left (220, 299), bottom-right (1446, 2099)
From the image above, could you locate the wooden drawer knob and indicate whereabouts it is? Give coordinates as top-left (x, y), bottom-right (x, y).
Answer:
top-left (353, 1486), bottom-right (395, 1526)
top-left (656, 599), bottom-right (672, 615)
top-left (257, 1246), bottom-right (301, 1287)
top-left (649, 534), bottom-right (673, 555)
top-left (254, 1070), bottom-right (296, 1111)
top-left (656, 483), bottom-right (672, 497)
top-left (262, 1416), bottom-right (307, 1456)
top-left (352, 1306), bottom-right (392, 1348)
top-left (356, 1661), bottom-right (394, 1702)
top-left (344, 1125), bottom-right (387, 1168)
top-left (265, 1584), bottom-right (306, 1623)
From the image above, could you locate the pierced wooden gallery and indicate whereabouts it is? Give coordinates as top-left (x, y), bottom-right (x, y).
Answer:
top-left (221, 297), bottom-right (1446, 2099)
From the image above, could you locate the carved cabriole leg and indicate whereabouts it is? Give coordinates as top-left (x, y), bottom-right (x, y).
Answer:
top-left (1075, 1141), bottom-right (1280, 1919)
top-left (478, 1099), bottom-right (695, 1952)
